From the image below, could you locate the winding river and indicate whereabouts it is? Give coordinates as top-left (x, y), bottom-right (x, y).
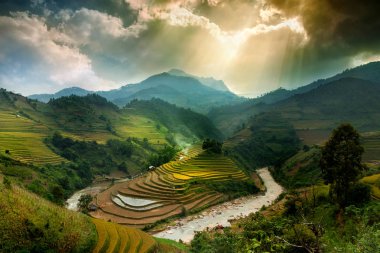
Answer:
top-left (66, 168), bottom-right (283, 243)
top-left (153, 168), bottom-right (283, 243)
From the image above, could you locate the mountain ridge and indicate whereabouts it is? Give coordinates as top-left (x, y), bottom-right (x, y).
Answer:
top-left (29, 71), bottom-right (244, 113)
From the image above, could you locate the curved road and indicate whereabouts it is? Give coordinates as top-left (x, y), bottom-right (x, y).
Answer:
top-left (154, 168), bottom-right (283, 243)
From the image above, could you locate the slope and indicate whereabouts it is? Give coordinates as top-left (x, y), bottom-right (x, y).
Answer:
top-left (225, 78), bottom-right (380, 173)
top-left (0, 176), bottom-right (97, 252)
top-left (209, 61), bottom-right (380, 135)
top-left (273, 78), bottom-right (380, 144)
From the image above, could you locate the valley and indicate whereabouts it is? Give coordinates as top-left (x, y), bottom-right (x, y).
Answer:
top-left (90, 145), bottom-right (257, 228)
top-left (154, 168), bottom-right (282, 243)
top-left (1, 62), bottom-right (380, 253)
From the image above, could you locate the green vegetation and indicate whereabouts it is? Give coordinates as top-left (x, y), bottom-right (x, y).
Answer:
top-left (125, 99), bottom-right (223, 142)
top-left (191, 124), bottom-right (380, 253)
top-left (78, 194), bottom-right (94, 213)
top-left (148, 145), bottom-right (178, 167)
top-left (227, 112), bottom-right (300, 170)
top-left (199, 180), bottom-right (259, 199)
top-left (202, 139), bottom-right (223, 154)
top-left (209, 62), bottom-right (380, 137)
top-left (361, 173), bottom-right (380, 199)
top-left (0, 154), bottom-right (95, 204)
top-left (0, 177), bottom-right (97, 252)
top-left (91, 147), bottom-right (255, 228)
top-left (49, 132), bottom-right (135, 175)
top-left (320, 124), bottom-right (368, 207)
top-left (190, 188), bottom-right (380, 253)
top-left (155, 238), bottom-right (189, 253)
top-left (0, 89), bottom-right (225, 208)
top-left (273, 147), bottom-right (322, 189)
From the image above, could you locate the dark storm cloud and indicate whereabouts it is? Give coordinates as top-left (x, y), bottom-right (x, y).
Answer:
top-left (268, 0), bottom-right (380, 56)
top-left (0, 0), bottom-right (138, 26)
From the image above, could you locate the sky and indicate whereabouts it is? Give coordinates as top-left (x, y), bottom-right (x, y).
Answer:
top-left (0, 0), bottom-right (380, 97)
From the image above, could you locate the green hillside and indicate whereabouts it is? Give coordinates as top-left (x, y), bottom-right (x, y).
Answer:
top-left (225, 112), bottom-right (301, 171)
top-left (0, 175), bottom-right (187, 253)
top-left (209, 62), bottom-right (380, 136)
top-left (0, 176), bottom-right (97, 252)
top-left (0, 89), bottom-right (223, 205)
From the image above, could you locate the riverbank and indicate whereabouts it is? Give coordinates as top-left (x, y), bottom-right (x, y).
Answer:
top-left (153, 168), bottom-right (283, 243)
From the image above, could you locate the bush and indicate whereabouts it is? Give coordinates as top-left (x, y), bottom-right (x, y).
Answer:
top-left (202, 139), bottom-right (223, 154)
top-left (345, 183), bottom-right (371, 206)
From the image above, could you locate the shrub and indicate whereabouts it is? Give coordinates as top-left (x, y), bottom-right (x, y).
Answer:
top-left (345, 183), bottom-right (371, 206)
top-left (202, 139), bottom-right (223, 154)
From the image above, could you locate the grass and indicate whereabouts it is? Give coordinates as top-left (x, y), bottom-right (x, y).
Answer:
top-left (361, 173), bottom-right (380, 199)
top-left (114, 113), bottom-right (169, 146)
top-left (0, 177), bottom-right (97, 252)
top-left (155, 238), bottom-right (189, 252)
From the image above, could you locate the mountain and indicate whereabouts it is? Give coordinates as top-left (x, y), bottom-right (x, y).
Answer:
top-left (28, 87), bottom-right (92, 103)
top-left (29, 72), bottom-right (244, 113)
top-left (104, 73), bottom-right (243, 112)
top-left (209, 61), bottom-right (380, 135)
top-left (167, 68), bottom-right (230, 92)
top-left (271, 77), bottom-right (380, 144)
top-left (253, 61), bottom-right (380, 105)
top-left (226, 77), bottom-right (380, 157)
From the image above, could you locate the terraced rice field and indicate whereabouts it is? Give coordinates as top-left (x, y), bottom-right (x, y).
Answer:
top-left (90, 146), bottom-right (249, 228)
top-left (362, 131), bottom-right (380, 161)
top-left (114, 114), bottom-right (169, 145)
top-left (0, 111), bottom-right (66, 165)
top-left (92, 218), bottom-right (157, 253)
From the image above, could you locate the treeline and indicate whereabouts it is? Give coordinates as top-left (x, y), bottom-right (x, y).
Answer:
top-left (125, 99), bottom-right (223, 141)
top-left (202, 139), bottom-right (223, 154)
top-left (47, 94), bottom-right (118, 132)
top-left (49, 132), bottom-right (133, 176)
top-left (203, 180), bottom-right (259, 199)
top-left (228, 112), bottom-right (300, 170)
top-left (0, 154), bottom-right (92, 205)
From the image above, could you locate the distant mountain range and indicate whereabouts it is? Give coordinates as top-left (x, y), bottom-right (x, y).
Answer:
top-left (29, 86), bottom-right (92, 103)
top-left (209, 61), bottom-right (380, 136)
top-left (29, 70), bottom-right (244, 113)
top-left (250, 61), bottom-right (380, 105)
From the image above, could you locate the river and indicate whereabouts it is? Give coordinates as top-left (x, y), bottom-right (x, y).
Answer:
top-left (153, 168), bottom-right (283, 243)
top-left (66, 178), bottom-right (130, 211)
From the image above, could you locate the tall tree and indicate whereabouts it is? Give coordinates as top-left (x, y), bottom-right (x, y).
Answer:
top-left (319, 124), bottom-right (365, 207)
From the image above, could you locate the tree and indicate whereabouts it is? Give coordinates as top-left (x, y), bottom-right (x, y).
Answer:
top-left (319, 124), bottom-right (365, 207)
top-left (202, 139), bottom-right (223, 154)
top-left (78, 194), bottom-right (93, 213)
